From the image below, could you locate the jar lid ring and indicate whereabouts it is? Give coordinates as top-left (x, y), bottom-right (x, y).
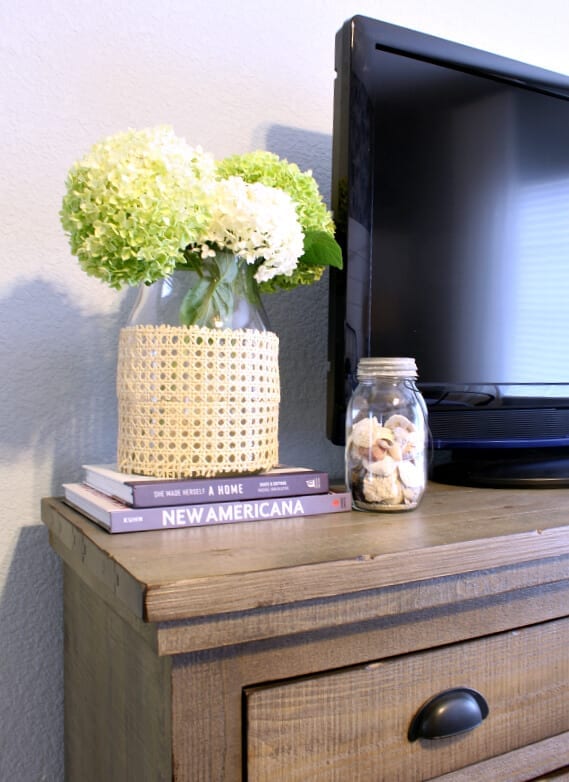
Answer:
top-left (356, 356), bottom-right (418, 379)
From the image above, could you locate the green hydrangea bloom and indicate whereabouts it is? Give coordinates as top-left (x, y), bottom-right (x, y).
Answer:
top-left (60, 127), bottom-right (214, 289)
top-left (216, 151), bottom-right (340, 293)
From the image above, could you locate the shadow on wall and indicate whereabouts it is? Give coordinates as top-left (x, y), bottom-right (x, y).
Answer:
top-left (261, 125), bottom-right (343, 474)
top-left (0, 278), bottom-right (134, 779)
top-left (0, 526), bottom-right (63, 780)
top-left (0, 278), bottom-right (135, 491)
top-left (265, 124), bottom-right (333, 204)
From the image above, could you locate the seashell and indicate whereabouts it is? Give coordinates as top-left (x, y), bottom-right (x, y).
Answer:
top-left (375, 426), bottom-right (395, 444)
top-left (397, 460), bottom-right (424, 503)
top-left (364, 453), bottom-right (398, 477)
top-left (350, 416), bottom-right (383, 448)
top-left (363, 472), bottom-right (404, 505)
top-left (385, 441), bottom-right (402, 462)
top-left (385, 414), bottom-right (419, 456)
top-left (398, 459), bottom-right (423, 487)
top-left (385, 414), bottom-right (416, 433)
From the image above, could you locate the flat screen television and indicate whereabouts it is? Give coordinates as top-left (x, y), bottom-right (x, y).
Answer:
top-left (327, 15), bottom-right (569, 486)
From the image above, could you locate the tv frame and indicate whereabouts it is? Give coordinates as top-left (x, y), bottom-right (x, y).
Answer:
top-left (327, 15), bottom-right (569, 487)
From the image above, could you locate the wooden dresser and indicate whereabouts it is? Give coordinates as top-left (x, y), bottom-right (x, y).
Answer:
top-left (41, 483), bottom-right (569, 781)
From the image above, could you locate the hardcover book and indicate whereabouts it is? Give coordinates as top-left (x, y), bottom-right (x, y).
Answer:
top-left (83, 464), bottom-right (329, 508)
top-left (62, 483), bottom-right (351, 534)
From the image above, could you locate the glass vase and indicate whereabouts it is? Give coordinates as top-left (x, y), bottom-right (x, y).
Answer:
top-left (116, 252), bottom-right (280, 479)
top-left (127, 251), bottom-right (270, 331)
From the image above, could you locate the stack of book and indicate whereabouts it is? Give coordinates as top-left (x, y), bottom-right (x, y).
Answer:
top-left (62, 464), bottom-right (351, 533)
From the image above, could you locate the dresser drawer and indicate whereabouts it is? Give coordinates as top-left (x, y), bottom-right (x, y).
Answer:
top-left (246, 617), bottom-right (569, 781)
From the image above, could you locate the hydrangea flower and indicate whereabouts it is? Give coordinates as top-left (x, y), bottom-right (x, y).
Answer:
top-left (60, 126), bottom-right (215, 288)
top-left (216, 150), bottom-right (341, 292)
top-left (60, 127), bottom-right (342, 323)
top-left (195, 176), bottom-right (304, 284)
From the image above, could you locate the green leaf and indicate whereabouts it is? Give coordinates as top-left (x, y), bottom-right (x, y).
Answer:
top-left (215, 252), bottom-right (239, 286)
top-left (211, 282), bottom-right (235, 324)
top-left (179, 278), bottom-right (214, 326)
top-left (301, 231), bottom-right (343, 269)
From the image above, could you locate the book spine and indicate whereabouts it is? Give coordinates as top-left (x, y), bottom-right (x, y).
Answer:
top-left (128, 471), bottom-right (329, 507)
top-left (109, 491), bottom-right (351, 532)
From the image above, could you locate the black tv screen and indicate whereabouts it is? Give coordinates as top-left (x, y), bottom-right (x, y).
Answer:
top-left (328, 16), bottom-right (569, 486)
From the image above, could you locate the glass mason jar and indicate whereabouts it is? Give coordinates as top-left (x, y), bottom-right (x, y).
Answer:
top-left (346, 357), bottom-right (428, 511)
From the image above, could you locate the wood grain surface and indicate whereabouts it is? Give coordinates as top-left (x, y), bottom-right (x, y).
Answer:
top-left (42, 482), bottom-right (569, 622)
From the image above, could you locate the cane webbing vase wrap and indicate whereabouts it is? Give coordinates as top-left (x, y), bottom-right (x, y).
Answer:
top-left (117, 325), bottom-right (280, 478)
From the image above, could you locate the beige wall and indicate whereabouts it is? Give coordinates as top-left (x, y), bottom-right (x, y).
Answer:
top-left (2, 0), bottom-right (568, 777)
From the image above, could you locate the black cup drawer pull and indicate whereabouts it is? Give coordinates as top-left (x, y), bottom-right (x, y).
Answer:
top-left (408, 687), bottom-right (489, 741)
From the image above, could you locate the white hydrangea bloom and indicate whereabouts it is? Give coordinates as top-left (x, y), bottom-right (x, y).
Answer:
top-left (199, 177), bottom-right (303, 283)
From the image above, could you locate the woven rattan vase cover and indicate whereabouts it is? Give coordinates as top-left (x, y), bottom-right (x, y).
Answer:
top-left (117, 324), bottom-right (280, 478)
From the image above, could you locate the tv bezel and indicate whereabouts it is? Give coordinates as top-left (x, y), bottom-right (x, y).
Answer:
top-left (327, 15), bottom-right (569, 485)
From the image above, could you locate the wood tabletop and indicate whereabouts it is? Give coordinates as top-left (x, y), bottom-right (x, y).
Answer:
top-left (41, 482), bottom-right (569, 623)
